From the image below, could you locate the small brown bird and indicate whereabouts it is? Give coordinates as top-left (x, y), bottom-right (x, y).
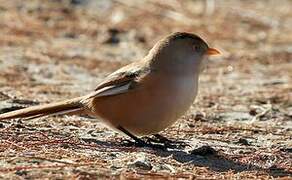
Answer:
top-left (0, 32), bottom-right (220, 145)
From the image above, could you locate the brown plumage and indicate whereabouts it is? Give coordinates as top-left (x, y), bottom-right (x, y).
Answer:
top-left (0, 32), bottom-right (220, 139)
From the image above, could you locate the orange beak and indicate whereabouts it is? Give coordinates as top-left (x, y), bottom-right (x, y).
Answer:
top-left (206, 48), bottom-right (221, 56)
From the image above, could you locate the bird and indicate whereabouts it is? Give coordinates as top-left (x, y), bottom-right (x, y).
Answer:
top-left (0, 32), bottom-right (220, 146)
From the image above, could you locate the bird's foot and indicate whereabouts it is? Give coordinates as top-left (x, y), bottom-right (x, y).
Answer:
top-left (143, 134), bottom-right (189, 149)
top-left (117, 125), bottom-right (166, 150)
top-left (120, 138), bottom-right (166, 150)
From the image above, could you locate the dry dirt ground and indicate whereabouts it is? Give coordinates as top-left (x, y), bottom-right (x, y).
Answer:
top-left (0, 0), bottom-right (291, 179)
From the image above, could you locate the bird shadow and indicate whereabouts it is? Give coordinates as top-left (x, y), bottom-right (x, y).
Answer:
top-left (81, 138), bottom-right (290, 178)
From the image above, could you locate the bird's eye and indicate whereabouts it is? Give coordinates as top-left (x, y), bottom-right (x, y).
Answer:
top-left (193, 44), bottom-right (200, 51)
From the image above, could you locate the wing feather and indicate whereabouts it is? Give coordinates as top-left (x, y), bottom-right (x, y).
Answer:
top-left (86, 61), bottom-right (151, 99)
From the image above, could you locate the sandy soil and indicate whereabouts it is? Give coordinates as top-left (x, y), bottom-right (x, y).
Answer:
top-left (0, 0), bottom-right (291, 179)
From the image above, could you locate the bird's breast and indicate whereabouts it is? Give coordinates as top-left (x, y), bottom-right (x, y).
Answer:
top-left (137, 72), bottom-right (199, 131)
top-left (160, 73), bottom-right (198, 118)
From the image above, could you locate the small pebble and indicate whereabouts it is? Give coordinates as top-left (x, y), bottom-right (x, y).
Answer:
top-left (128, 153), bottom-right (152, 171)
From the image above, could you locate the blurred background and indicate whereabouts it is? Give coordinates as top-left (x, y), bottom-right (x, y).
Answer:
top-left (0, 0), bottom-right (291, 179)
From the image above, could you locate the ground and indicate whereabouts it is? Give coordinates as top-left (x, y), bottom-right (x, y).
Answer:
top-left (0, 0), bottom-right (291, 179)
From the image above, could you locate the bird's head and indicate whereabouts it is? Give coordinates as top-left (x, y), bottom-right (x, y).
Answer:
top-left (149, 32), bottom-right (220, 73)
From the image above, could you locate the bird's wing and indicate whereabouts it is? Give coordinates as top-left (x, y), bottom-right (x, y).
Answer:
top-left (87, 61), bottom-right (151, 98)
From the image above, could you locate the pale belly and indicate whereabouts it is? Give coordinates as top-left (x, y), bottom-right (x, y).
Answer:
top-left (86, 74), bottom-right (198, 136)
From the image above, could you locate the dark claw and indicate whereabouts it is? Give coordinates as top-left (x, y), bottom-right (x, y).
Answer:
top-left (152, 134), bottom-right (190, 149)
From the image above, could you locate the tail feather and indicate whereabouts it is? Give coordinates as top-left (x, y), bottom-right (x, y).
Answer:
top-left (0, 96), bottom-right (85, 120)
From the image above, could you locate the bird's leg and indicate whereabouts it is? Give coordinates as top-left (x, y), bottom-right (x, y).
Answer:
top-left (117, 126), bottom-right (147, 147)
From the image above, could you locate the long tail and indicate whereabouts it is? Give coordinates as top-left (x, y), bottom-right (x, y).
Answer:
top-left (0, 96), bottom-right (86, 121)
